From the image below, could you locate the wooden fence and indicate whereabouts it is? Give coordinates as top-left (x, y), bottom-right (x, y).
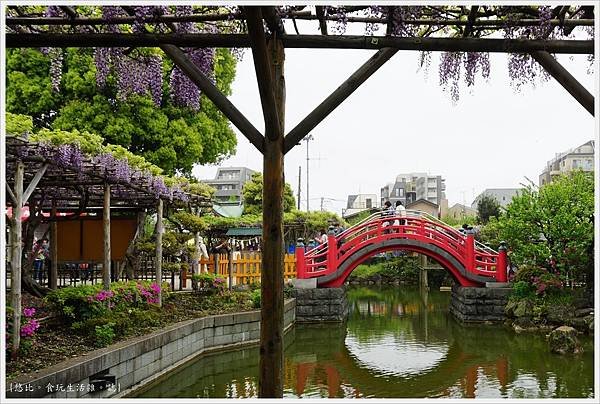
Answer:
top-left (6, 252), bottom-right (298, 292)
top-left (199, 253), bottom-right (297, 285)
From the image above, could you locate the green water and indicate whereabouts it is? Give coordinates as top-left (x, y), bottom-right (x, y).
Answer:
top-left (134, 287), bottom-right (595, 398)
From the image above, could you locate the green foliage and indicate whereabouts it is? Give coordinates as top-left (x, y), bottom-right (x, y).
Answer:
top-left (250, 289), bottom-right (261, 309)
top-left (440, 214), bottom-right (477, 227)
top-left (242, 172), bottom-right (296, 215)
top-left (6, 47), bottom-right (238, 175)
top-left (191, 272), bottom-right (226, 292)
top-left (350, 256), bottom-right (421, 283)
top-left (6, 112), bottom-right (33, 135)
top-left (284, 210), bottom-right (346, 242)
top-left (45, 280), bottom-right (167, 324)
top-left (169, 211), bottom-right (208, 233)
top-left (94, 323), bottom-right (116, 348)
top-left (489, 171), bottom-right (594, 284)
top-left (511, 281), bottom-right (535, 299)
top-left (513, 265), bottom-right (548, 284)
top-left (476, 194), bottom-right (501, 224)
top-left (345, 210), bottom-right (375, 226)
top-left (352, 262), bottom-right (386, 279)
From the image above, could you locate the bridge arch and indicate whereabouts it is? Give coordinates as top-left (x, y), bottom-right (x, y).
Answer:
top-left (297, 211), bottom-right (507, 287)
top-left (317, 239), bottom-right (486, 288)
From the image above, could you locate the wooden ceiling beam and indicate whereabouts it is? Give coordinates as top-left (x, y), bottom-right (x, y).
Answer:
top-left (7, 33), bottom-right (593, 54)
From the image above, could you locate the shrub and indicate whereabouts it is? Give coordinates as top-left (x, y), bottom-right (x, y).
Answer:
top-left (191, 272), bottom-right (226, 292)
top-left (250, 289), bottom-right (261, 308)
top-left (94, 323), bottom-right (116, 347)
top-left (511, 280), bottom-right (535, 299)
top-left (513, 265), bottom-right (547, 284)
top-left (45, 281), bottom-right (167, 324)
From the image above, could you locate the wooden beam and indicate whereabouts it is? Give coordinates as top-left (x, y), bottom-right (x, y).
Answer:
top-left (6, 15), bottom-right (594, 28)
top-left (10, 160), bottom-right (24, 358)
top-left (160, 44), bottom-right (265, 153)
top-left (531, 51), bottom-right (594, 116)
top-left (5, 183), bottom-right (17, 205)
top-left (156, 199), bottom-right (163, 307)
top-left (22, 163), bottom-right (48, 204)
top-left (261, 6), bottom-right (285, 35)
top-left (245, 7), bottom-right (282, 141)
top-left (315, 6), bottom-right (328, 35)
top-left (7, 33), bottom-right (594, 54)
top-left (259, 37), bottom-right (285, 398)
top-left (50, 202), bottom-right (58, 290)
top-left (462, 6), bottom-right (479, 37)
top-left (103, 183), bottom-right (111, 290)
top-left (284, 47), bottom-right (398, 153)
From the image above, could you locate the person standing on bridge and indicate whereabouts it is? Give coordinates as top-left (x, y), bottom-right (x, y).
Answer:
top-left (394, 201), bottom-right (406, 227)
top-left (382, 201), bottom-right (394, 233)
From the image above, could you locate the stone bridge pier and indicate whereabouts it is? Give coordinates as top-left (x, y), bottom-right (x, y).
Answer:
top-left (291, 279), bottom-right (349, 323)
top-left (449, 284), bottom-right (511, 323)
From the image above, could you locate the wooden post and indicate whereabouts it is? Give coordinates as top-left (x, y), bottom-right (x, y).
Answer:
top-left (156, 198), bottom-right (163, 307)
top-left (10, 160), bottom-right (24, 358)
top-left (245, 7), bottom-right (287, 395)
top-left (49, 202), bottom-right (58, 289)
top-left (102, 183), bottom-right (111, 290)
top-left (420, 254), bottom-right (429, 290)
top-left (228, 249), bottom-right (234, 290)
top-left (193, 232), bottom-right (200, 276)
top-left (213, 253), bottom-right (219, 276)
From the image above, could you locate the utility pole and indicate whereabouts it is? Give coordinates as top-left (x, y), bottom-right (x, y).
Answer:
top-left (297, 166), bottom-right (301, 210)
top-left (320, 196), bottom-right (324, 211)
top-left (303, 134), bottom-right (314, 211)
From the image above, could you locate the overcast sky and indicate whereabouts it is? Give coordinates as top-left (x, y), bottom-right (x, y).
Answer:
top-left (193, 19), bottom-right (596, 215)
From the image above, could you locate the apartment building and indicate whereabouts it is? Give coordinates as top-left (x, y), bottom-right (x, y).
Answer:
top-left (539, 140), bottom-right (594, 186)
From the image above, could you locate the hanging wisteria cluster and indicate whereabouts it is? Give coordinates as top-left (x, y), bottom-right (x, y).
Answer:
top-left (14, 140), bottom-right (189, 202)
top-left (168, 6), bottom-right (216, 110)
top-left (41, 6), bottom-right (63, 92)
top-left (312, 5), bottom-right (593, 100)
top-left (44, 5), bottom-right (218, 110)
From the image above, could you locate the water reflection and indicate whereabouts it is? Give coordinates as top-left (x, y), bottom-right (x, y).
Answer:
top-left (134, 286), bottom-right (594, 398)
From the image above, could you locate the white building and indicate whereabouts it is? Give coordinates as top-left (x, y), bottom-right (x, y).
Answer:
top-left (343, 194), bottom-right (379, 218)
top-left (539, 140), bottom-right (594, 186)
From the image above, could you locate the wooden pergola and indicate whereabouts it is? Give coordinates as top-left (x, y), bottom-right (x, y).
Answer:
top-left (5, 135), bottom-right (210, 357)
top-left (5, 5), bottom-right (595, 397)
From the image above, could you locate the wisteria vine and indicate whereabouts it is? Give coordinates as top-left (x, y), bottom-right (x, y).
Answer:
top-left (28, 5), bottom-right (595, 104)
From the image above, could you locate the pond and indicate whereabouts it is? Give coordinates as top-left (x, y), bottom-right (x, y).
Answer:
top-left (133, 286), bottom-right (594, 398)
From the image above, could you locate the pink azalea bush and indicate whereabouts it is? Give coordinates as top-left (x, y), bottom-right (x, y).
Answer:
top-left (46, 280), bottom-right (169, 324)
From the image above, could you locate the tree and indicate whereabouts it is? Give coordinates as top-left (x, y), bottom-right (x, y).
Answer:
top-left (483, 171), bottom-right (594, 285)
top-left (477, 194), bottom-right (501, 224)
top-left (6, 47), bottom-right (237, 175)
top-left (242, 173), bottom-right (296, 216)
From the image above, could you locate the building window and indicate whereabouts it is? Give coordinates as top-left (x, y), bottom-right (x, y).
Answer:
top-left (366, 199), bottom-right (372, 208)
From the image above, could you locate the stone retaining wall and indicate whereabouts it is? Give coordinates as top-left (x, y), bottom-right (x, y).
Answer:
top-left (449, 285), bottom-right (510, 323)
top-left (7, 299), bottom-right (295, 399)
top-left (292, 287), bottom-right (348, 322)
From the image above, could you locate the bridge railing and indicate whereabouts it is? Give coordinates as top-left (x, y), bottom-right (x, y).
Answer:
top-left (300, 210), bottom-right (505, 282)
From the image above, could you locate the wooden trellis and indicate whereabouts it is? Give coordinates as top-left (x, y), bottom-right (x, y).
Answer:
top-left (4, 5), bottom-right (595, 396)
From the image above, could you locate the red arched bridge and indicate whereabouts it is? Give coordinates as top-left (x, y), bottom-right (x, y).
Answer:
top-left (296, 211), bottom-right (508, 288)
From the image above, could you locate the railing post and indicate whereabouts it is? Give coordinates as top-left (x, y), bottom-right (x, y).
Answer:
top-left (496, 241), bottom-right (508, 282)
top-left (465, 231), bottom-right (475, 273)
top-left (295, 238), bottom-right (306, 279)
top-left (327, 226), bottom-right (337, 274)
top-left (228, 249), bottom-right (234, 290)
